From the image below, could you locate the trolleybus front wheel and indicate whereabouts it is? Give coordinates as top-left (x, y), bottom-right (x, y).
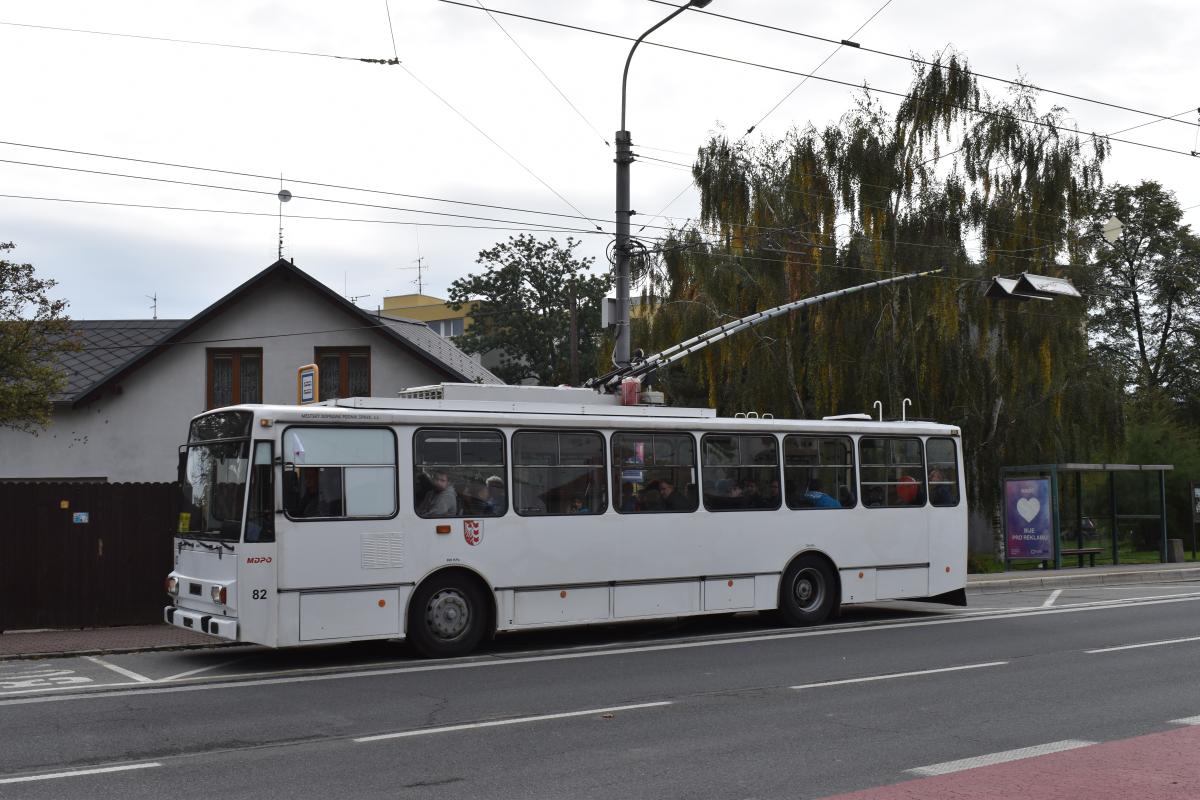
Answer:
top-left (408, 573), bottom-right (488, 658)
top-left (778, 556), bottom-right (836, 626)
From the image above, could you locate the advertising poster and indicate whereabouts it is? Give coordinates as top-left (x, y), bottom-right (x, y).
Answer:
top-left (1005, 478), bottom-right (1053, 559)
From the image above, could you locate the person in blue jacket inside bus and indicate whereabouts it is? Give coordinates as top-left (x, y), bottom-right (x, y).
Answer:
top-left (803, 477), bottom-right (841, 508)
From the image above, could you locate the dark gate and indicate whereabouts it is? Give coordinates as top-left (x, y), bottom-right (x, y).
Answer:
top-left (0, 482), bottom-right (177, 631)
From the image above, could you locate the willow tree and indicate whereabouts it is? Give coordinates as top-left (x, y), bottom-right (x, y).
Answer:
top-left (640, 53), bottom-right (1125, 530)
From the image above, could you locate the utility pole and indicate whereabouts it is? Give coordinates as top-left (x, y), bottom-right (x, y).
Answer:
top-left (614, 0), bottom-right (711, 367)
top-left (569, 283), bottom-right (579, 386)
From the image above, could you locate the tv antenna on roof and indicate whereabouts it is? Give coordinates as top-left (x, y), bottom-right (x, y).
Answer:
top-left (397, 256), bottom-right (428, 294)
top-left (146, 292), bottom-right (158, 320)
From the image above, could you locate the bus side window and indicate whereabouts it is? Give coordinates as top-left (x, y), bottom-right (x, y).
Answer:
top-left (701, 434), bottom-right (781, 511)
top-left (413, 429), bottom-right (507, 519)
top-left (784, 435), bottom-right (854, 510)
top-left (859, 437), bottom-right (926, 508)
top-left (612, 431), bottom-right (698, 514)
top-left (512, 430), bottom-right (606, 516)
top-left (281, 427), bottom-right (397, 520)
top-left (926, 437), bottom-right (960, 507)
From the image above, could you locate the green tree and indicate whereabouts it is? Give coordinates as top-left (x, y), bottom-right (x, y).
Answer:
top-left (1084, 182), bottom-right (1200, 405)
top-left (641, 52), bottom-right (1125, 519)
top-left (448, 235), bottom-right (610, 385)
top-left (0, 242), bottom-right (76, 431)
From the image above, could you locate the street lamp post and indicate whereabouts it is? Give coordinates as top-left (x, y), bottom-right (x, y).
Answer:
top-left (614, 0), bottom-right (711, 367)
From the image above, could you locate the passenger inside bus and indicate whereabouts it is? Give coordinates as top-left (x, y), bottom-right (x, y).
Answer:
top-left (802, 477), bottom-right (841, 508)
top-left (285, 467), bottom-right (344, 517)
top-left (416, 469), bottom-right (458, 517)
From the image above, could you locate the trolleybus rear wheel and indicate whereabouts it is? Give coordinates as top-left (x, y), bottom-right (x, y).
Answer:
top-left (778, 556), bottom-right (835, 626)
top-left (408, 574), bottom-right (487, 658)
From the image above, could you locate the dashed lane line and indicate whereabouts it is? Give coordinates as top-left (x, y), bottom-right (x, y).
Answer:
top-left (1041, 589), bottom-right (1062, 607)
top-left (0, 762), bottom-right (160, 785)
top-left (791, 660), bottom-right (1006, 690)
top-left (1169, 715), bottom-right (1200, 725)
top-left (906, 740), bottom-right (1096, 776)
top-left (354, 701), bottom-right (672, 742)
top-left (1085, 634), bottom-right (1200, 654)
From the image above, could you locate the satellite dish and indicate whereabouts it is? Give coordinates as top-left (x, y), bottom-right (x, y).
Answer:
top-left (278, 189), bottom-right (292, 203)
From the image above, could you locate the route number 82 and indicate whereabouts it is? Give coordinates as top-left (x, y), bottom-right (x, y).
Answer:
top-left (251, 589), bottom-right (268, 600)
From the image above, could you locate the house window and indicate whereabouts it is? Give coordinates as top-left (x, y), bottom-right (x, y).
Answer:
top-left (207, 349), bottom-right (262, 409)
top-left (316, 347), bottom-right (370, 400)
top-left (427, 318), bottom-right (464, 337)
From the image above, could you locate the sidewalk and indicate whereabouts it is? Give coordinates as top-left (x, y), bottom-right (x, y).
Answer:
top-left (967, 560), bottom-right (1200, 593)
top-left (3, 563), bottom-right (1198, 661)
top-left (0, 623), bottom-right (225, 661)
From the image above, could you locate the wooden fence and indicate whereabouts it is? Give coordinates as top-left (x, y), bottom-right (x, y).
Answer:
top-left (0, 482), bottom-right (177, 631)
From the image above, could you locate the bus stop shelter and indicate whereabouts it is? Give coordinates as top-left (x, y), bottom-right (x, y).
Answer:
top-left (1002, 463), bottom-right (1173, 570)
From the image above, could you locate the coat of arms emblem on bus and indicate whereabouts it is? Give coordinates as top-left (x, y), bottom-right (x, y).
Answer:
top-left (464, 519), bottom-right (483, 546)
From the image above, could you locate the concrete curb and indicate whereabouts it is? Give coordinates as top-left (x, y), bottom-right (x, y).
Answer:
top-left (967, 567), bottom-right (1200, 594)
top-left (0, 641), bottom-right (236, 663)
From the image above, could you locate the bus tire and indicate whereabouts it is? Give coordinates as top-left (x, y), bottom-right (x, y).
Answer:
top-left (408, 573), bottom-right (488, 658)
top-left (778, 556), bottom-right (836, 626)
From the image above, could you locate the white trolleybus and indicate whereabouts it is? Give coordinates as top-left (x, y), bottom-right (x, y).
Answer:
top-left (166, 381), bottom-right (968, 658)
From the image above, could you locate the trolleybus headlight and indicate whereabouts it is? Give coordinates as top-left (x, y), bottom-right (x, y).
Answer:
top-left (211, 585), bottom-right (227, 605)
top-left (166, 577), bottom-right (179, 597)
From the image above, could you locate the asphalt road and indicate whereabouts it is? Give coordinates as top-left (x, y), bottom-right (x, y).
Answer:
top-left (2, 581), bottom-right (1199, 799)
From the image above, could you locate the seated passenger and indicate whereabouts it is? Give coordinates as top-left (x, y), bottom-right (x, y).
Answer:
top-left (417, 469), bottom-right (458, 517)
top-left (803, 478), bottom-right (841, 509)
top-left (658, 479), bottom-right (690, 511)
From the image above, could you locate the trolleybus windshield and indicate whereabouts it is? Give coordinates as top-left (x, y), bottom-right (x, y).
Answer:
top-left (178, 411), bottom-right (252, 541)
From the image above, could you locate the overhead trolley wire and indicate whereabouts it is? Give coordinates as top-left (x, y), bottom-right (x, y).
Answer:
top-left (2, 9), bottom-right (606, 232)
top-left (0, 19), bottom-right (398, 65)
top-left (649, 0), bottom-right (1200, 134)
top-left (379, 1), bottom-right (604, 231)
top-left (471, 0), bottom-right (610, 147)
top-left (0, 139), bottom-right (601, 228)
top-left (737, 0), bottom-right (895, 136)
top-left (0, 156), bottom-right (609, 235)
top-left (0, 192), bottom-right (608, 237)
top-left (442, 2), bottom-right (1200, 161)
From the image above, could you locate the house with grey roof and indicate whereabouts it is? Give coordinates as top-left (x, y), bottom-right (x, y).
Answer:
top-left (0, 259), bottom-right (501, 483)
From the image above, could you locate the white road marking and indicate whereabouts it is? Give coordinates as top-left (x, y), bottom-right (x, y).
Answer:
top-left (1041, 589), bottom-right (1062, 607)
top-left (355, 700), bottom-right (671, 743)
top-left (907, 740), bottom-right (1095, 776)
top-left (158, 657), bottom-right (247, 683)
top-left (3, 592), bottom-right (1200, 706)
top-left (0, 665), bottom-right (92, 691)
top-left (1169, 716), bottom-right (1200, 725)
top-left (0, 762), bottom-right (160, 785)
top-left (83, 656), bottom-right (154, 684)
top-left (1085, 634), bottom-right (1200, 654)
top-left (791, 661), bottom-right (1006, 690)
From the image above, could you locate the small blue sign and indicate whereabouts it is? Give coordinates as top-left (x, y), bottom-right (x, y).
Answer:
top-left (72, 512), bottom-right (89, 524)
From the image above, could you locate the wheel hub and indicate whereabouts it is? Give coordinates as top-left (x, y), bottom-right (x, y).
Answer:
top-left (792, 568), bottom-right (824, 612)
top-left (426, 589), bottom-right (470, 640)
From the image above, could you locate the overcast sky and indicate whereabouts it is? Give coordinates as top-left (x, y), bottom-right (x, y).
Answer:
top-left (2, 0), bottom-right (1197, 320)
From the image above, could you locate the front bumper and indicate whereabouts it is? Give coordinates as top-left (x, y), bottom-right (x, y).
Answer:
top-left (164, 605), bottom-right (239, 641)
